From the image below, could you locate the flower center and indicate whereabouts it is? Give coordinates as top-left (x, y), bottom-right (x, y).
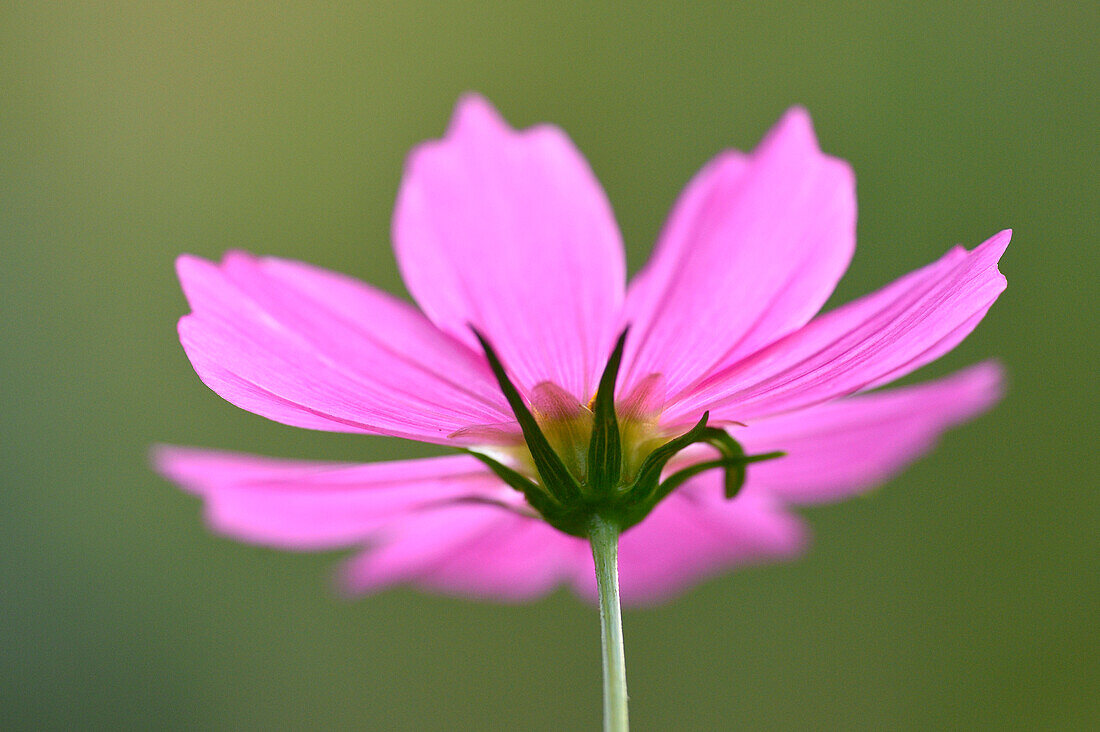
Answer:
top-left (467, 328), bottom-right (783, 537)
top-left (503, 399), bottom-right (669, 493)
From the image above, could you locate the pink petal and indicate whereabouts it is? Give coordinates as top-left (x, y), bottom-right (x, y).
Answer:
top-left (339, 505), bottom-right (581, 601)
top-left (393, 94), bottom-right (626, 401)
top-left (176, 253), bottom-right (513, 444)
top-left (665, 230), bottom-right (1010, 425)
top-left (407, 512), bottom-right (582, 601)
top-left (153, 446), bottom-right (516, 550)
top-left (156, 445), bottom-right (809, 604)
top-left (737, 362), bottom-right (1004, 503)
top-left (620, 108), bottom-right (856, 397)
top-left (572, 486), bottom-right (807, 606)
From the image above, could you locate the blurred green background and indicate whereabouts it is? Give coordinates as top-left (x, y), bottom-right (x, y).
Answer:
top-left (2, 2), bottom-right (1096, 729)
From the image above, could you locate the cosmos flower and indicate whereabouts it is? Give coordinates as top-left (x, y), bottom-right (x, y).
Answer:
top-left (155, 95), bottom-right (1007, 606)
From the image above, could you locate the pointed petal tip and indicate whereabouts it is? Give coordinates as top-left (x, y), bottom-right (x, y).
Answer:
top-left (149, 442), bottom-right (216, 475)
top-left (765, 105), bottom-right (820, 150)
top-left (971, 357), bottom-right (1007, 384)
top-left (976, 230), bottom-right (1011, 292)
top-left (780, 104), bottom-right (813, 125)
top-left (174, 252), bottom-right (211, 281)
top-left (766, 108), bottom-right (858, 188)
top-left (176, 310), bottom-right (195, 338)
top-left (454, 90), bottom-right (494, 111)
top-left (955, 359), bottom-right (1007, 411)
top-left (400, 95), bottom-right (510, 179)
top-left (148, 443), bottom-right (216, 495)
top-left (447, 92), bottom-right (509, 136)
top-left (176, 250), bottom-right (263, 293)
top-left (979, 228), bottom-right (1012, 256)
top-left (220, 249), bottom-right (260, 269)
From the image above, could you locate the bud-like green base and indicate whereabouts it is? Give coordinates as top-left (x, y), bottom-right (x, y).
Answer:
top-left (467, 328), bottom-right (783, 537)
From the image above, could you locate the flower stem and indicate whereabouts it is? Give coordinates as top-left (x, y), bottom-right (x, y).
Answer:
top-left (588, 513), bottom-right (629, 732)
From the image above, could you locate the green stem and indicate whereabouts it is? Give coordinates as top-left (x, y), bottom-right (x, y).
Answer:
top-left (588, 514), bottom-right (629, 732)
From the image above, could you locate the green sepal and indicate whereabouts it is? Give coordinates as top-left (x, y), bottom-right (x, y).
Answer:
top-left (586, 328), bottom-right (628, 494)
top-left (698, 428), bottom-right (783, 499)
top-left (650, 451), bottom-right (786, 506)
top-left (464, 449), bottom-right (561, 520)
top-left (700, 427), bottom-right (748, 498)
top-left (627, 411), bottom-right (710, 501)
top-left (467, 327), bottom-right (789, 537)
top-left (472, 328), bottom-right (581, 504)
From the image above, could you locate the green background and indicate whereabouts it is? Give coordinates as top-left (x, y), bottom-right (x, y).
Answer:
top-left (3, 2), bottom-right (1096, 729)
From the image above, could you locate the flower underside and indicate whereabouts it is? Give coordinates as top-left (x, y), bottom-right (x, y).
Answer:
top-left (467, 328), bottom-right (784, 537)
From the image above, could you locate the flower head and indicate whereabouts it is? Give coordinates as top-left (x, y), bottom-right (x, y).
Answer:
top-left (156, 95), bottom-right (1007, 605)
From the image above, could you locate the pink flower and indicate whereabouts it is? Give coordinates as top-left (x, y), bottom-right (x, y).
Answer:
top-left (155, 95), bottom-right (1007, 605)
